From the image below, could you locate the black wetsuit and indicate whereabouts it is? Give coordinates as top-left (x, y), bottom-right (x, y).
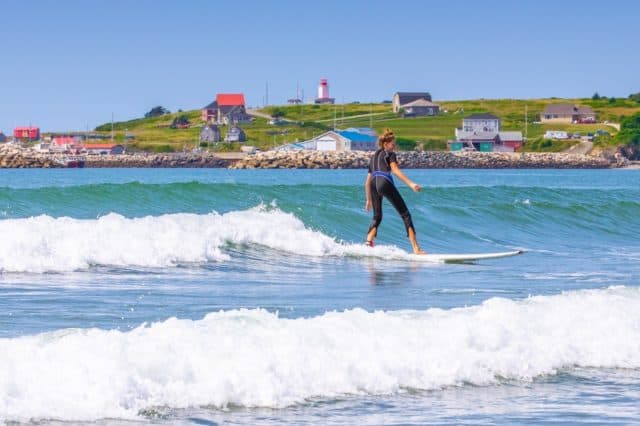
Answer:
top-left (367, 149), bottom-right (415, 237)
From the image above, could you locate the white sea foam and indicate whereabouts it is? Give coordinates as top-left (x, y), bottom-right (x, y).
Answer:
top-left (1, 286), bottom-right (639, 421)
top-left (0, 207), bottom-right (408, 273)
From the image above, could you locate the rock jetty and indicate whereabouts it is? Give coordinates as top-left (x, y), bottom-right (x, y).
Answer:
top-left (0, 144), bottom-right (623, 169)
top-left (0, 145), bottom-right (231, 168)
top-left (230, 150), bottom-right (615, 169)
top-left (83, 152), bottom-right (230, 168)
top-left (0, 144), bottom-right (60, 168)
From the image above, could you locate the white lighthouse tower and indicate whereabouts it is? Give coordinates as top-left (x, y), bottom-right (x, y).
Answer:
top-left (315, 78), bottom-right (335, 104)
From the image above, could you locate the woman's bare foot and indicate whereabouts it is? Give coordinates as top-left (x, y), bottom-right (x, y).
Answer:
top-left (413, 247), bottom-right (427, 255)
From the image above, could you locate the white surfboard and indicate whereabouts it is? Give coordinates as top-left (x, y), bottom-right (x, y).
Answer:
top-left (408, 250), bottom-right (524, 263)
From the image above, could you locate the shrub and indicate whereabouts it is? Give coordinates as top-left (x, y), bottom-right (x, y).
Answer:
top-left (396, 137), bottom-right (416, 151)
top-left (153, 144), bottom-right (175, 153)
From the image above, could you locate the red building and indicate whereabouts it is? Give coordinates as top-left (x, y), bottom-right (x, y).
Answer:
top-left (201, 93), bottom-right (251, 124)
top-left (14, 127), bottom-right (40, 141)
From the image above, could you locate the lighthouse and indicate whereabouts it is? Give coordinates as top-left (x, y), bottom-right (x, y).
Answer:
top-left (314, 78), bottom-right (335, 104)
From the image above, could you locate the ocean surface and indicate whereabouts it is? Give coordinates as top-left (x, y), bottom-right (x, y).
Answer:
top-left (1, 168), bottom-right (639, 425)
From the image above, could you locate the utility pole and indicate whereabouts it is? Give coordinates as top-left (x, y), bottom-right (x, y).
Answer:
top-left (265, 82), bottom-right (269, 107)
top-left (370, 104), bottom-right (373, 128)
top-left (525, 104), bottom-right (528, 141)
top-left (111, 112), bottom-right (114, 141)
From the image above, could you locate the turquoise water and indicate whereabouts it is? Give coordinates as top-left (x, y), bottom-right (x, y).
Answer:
top-left (1, 168), bottom-right (639, 424)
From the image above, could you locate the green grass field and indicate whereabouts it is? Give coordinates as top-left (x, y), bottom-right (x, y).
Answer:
top-left (84, 98), bottom-right (640, 153)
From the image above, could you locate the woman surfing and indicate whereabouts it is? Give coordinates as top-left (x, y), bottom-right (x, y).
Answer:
top-left (364, 128), bottom-right (426, 254)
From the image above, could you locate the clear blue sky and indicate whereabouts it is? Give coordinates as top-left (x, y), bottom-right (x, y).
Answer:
top-left (1, 0), bottom-right (638, 133)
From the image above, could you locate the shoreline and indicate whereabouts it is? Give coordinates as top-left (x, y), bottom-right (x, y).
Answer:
top-left (0, 144), bottom-right (631, 169)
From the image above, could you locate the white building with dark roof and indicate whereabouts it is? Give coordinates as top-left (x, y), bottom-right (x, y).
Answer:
top-left (401, 98), bottom-right (440, 117)
top-left (392, 92), bottom-right (433, 113)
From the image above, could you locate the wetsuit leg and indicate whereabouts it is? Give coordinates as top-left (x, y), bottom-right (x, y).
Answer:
top-left (367, 181), bottom-right (382, 236)
top-left (380, 182), bottom-right (415, 236)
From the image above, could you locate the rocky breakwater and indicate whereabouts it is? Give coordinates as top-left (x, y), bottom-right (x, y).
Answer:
top-left (0, 144), bottom-right (61, 168)
top-left (230, 150), bottom-right (614, 169)
top-left (83, 152), bottom-right (231, 168)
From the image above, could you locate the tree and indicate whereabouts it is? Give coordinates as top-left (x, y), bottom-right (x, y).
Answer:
top-left (144, 106), bottom-right (170, 118)
top-left (592, 92), bottom-right (601, 100)
top-left (629, 92), bottom-right (640, 103)
top-left (170, 115), bottom-right (191, 129)
top-left (270, 107), bottom-right (286, 118)
top-left (615, 112), bottom-right (640, 145)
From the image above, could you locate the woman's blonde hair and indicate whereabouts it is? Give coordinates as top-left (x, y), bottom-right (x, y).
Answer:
top-left (378, 128), bottom-right (395, 148)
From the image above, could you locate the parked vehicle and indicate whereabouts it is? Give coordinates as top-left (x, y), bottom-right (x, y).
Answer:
top-left (544, 131), bottom-right (569, 140)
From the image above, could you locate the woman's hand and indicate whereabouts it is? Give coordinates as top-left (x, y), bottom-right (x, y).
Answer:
top-left (365, 199), bottom-right (372, 212)
top-left (410, 182), bottom-right (421, 192)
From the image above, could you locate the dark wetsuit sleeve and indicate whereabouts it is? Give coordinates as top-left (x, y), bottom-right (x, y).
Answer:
top-left (387, 151), bottom-right (397, 166)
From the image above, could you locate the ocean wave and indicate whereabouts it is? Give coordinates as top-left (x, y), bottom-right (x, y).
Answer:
top-left (0, 207), bottom-right (413, 273)
top-left (1, 286), bottom-right (639, 421)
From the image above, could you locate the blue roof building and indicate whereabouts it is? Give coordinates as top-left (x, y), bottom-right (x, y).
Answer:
top-left (338, 129), bottom-right (377, 151)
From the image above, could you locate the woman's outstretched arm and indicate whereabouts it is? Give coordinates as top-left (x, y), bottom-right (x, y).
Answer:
top-left (390, 162), bottom-right (421, 192)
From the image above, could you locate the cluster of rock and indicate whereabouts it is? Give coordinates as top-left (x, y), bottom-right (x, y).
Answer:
top-left (0, 144), bottom-right (623, 169)
top-left (230, 150), bottom-right (615, 169)
top-left (83, 152), bottom-right (230, 168)
top-left (0, 145), bottom-right (232, 168)
top-left (0, 144), bottom-right (60, 168)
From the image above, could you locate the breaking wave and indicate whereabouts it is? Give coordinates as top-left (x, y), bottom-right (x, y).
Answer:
top-left (1, 286), bottom-right (639, 421)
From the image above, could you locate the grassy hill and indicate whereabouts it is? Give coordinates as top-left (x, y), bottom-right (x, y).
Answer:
top-left (91, 98), bottom-right (640, 153)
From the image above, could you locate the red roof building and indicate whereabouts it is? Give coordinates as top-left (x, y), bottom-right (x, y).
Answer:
top-left (202, 93), bottom-right (252, 125)
top-left (52, 136), bottom-right (78, 146)
top-left (216, 93), bottom-right (245, 106)
top-left (14, 127), bottom-right (40, 140)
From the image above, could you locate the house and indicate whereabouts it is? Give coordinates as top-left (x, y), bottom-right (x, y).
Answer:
top-left (401, 98), bottom-right (440, 117)
top-left (450, 132), bottom-right (500, 152)
top-left (0, 132), bottom-right (6, 143)
top-left (449, 113), bottom-right (522, 152)
top-left (392, 92), bottom-right (432, 113)
top-left (224, 126), bottom-right (246, 143)
top-left (498, 131), bottom-right (524, 151)
top-left (337, 129), bottom-right (377, 151)
top-left (294, 128), bottom-right (377, 152)
top-left (200, 124), bottom-right (221, 143)
top-left (83, 143), bottom-right (125, 155)
top-left (541, 104), bottom-right (596, 124)
top-left (51, 136), bottom-right (83, 152)
top-left (458, 113), bottom-right (501, 135)
top-left (304, 131), bottom-right (350, 151)
top-left (13, 126), bottom-right (40, 141)
top-left (34, 142), bottom-right (51, 152)
top-left (201, 93), bottom-right (252, 125)
top-left (201, 100), bottom-right (218, 122)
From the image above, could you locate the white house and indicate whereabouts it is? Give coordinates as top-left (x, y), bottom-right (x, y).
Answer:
top-left (292, 129), bottom-right (378, 152)
top-left (458, 113), bottom-right (501, 135)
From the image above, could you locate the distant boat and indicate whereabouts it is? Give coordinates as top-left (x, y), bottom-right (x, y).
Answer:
top-left (65, 155), bottom-right (85, 168)
top-left (53, 155), bottom-right (85, 168)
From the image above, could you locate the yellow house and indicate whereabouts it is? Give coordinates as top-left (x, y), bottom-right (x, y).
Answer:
top-left (541, 104), bottom-right (596, 124)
